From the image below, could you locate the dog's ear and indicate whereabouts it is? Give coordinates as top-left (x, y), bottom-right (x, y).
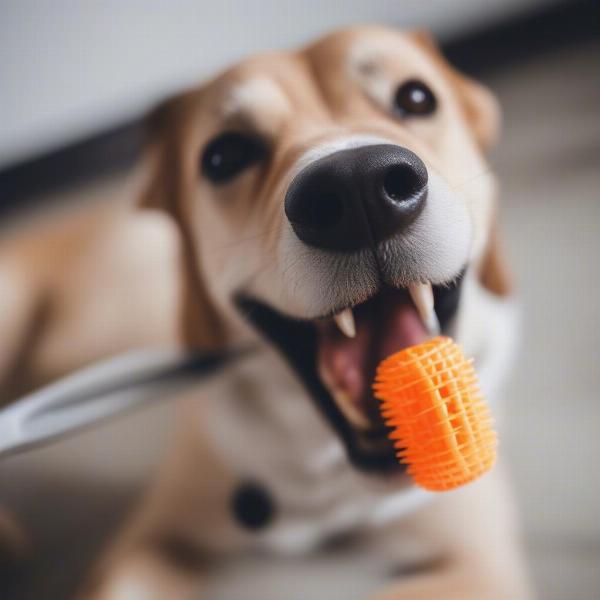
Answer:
top-left (137, 95), bottom-right (226, 349)
top-left (478, 215), bottom-right (513, 297)
top-left (138, 95), bottom-right (185, 213)
top-left (411, 30), bottom-right (501, 151)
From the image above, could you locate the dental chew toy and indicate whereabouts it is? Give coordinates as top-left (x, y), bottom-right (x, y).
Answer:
top-left (374, 336), bottom-right (497, 491)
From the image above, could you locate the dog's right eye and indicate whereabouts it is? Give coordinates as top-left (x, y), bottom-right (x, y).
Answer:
top-left (201, 132), bottom-right (267, 184)
top-left (394, 79), bottom-right (437, 118)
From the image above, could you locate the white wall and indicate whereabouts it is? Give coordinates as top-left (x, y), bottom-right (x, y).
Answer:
top-left (0, 0), bottom-right (550, 167)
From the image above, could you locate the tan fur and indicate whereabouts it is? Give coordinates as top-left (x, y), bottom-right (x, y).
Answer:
top-left (479, 218), bottom-right (514, 297)
top-left (409, 30), bottom-right (501, 152)
top-left (0, 200), bottom-right (183, 403)
top-left (0, 27), bottom-right (531, 599)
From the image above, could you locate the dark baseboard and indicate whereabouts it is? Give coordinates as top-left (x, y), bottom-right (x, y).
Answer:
top-left (1, 0), bottom-right (598, 217)
top-left (444, 0), bottom-right (599, 75)
top-left (0, 121), bottom-right (148, 219)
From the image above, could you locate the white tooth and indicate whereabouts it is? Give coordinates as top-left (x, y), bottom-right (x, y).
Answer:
top-left (409, 282), bottom-right (440, 335)
top-left (333, 308), bottom-right (356, 338)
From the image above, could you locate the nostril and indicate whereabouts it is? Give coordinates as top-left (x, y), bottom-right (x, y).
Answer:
top-left (305, 193), bottom-right (344, 229)
top-left (286, 144), bottom-right (428, 252)
top-left (382, 164), bottom-right (424, 203)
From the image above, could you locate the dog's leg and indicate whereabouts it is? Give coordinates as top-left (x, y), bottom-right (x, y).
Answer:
top-left (75, 406), bottom-right (240, 600)
top-left (367, 463), bottom-right (533, 600)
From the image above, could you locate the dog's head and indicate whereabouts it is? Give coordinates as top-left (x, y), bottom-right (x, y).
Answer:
top-left (142, 26), bottom-right (510, 473)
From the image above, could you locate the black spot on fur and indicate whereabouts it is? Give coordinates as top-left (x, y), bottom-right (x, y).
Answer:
top-left (231, 481), bottom-right (275, 531)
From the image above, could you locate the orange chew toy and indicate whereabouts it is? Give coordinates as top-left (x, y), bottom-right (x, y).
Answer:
top-left (373, 336), bottom-right (497, 492)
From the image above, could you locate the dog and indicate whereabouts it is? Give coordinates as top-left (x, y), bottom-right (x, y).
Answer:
top-left (0, 26), bottom-right (532, 599)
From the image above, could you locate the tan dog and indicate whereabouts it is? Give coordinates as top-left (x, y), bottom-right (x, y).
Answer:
top-left (1, 27), bottom-right (531, 599)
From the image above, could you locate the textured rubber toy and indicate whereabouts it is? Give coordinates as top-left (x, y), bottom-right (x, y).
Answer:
top-left (373, 336), bottom-right (497, 492)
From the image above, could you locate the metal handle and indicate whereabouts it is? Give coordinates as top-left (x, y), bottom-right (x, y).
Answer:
top-left (0, 348), bottom-right (240, 458)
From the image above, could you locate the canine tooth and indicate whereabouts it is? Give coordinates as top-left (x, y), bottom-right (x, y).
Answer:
top-left (333, 308), bottom-right (356, 338)
top-left (409, 282), bottom-right (440, 335)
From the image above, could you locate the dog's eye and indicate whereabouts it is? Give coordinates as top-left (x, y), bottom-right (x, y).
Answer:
top-left (394, 79), bottom-right (437, 117)
top-left (201, 132), bottom-right (267, 183)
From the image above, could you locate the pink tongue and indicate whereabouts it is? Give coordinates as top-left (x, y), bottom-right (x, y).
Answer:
top-left (316, 295), bottom-right (428, 421)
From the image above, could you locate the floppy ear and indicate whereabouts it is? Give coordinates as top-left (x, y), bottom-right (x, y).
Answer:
top-left (478, 215), bottom-right (513, 297)
top-left (138, 96), bottom-right (226, 349)
top-left (138, 95), bottom-right (186, 213)
top-left (411, 30), bottom-right (501, 151)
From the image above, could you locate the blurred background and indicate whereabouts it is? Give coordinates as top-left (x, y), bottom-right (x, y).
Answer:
top-left (1, 1), bottom-right (599, 598)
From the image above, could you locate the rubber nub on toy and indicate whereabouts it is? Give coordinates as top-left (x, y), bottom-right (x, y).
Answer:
top-left (373, 336), bottom-right (497, 492)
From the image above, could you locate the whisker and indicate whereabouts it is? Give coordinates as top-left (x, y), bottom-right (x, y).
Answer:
top-left (449, 167), bottom-right (494, 191)
top-left (281, 250), bottom-right (311, 279)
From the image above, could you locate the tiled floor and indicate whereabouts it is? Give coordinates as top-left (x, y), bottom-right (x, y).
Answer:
top-left (1, 39), bottom-right (599, 600)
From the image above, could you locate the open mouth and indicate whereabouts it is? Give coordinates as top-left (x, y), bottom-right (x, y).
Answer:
top-left (235, 273), bottom-right (464, 473)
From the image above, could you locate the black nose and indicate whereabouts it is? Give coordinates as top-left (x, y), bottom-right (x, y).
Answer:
top-left (284, 144), bottom-right (427, 252)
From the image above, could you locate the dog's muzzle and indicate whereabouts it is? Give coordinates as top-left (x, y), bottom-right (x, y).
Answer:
top-left (284, 144), bottom-right (427, 252)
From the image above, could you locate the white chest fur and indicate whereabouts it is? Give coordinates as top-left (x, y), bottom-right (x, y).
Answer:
top-left (201, 347), bottom-right (429, 555)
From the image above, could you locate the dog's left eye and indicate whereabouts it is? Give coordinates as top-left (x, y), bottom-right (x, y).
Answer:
top-left (394, 79), bottom-right (437, 117)
top-left (201, 132), bottom-right (267, 183)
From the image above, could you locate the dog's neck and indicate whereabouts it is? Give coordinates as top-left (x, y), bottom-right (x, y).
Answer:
top-left (198, 341), bottom-right (427, 555)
